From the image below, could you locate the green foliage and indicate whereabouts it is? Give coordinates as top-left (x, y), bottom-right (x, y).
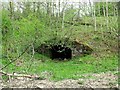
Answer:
top-left (2, 10), bottom-right (13, 57)
top-left (95, 2), bottom-right (118, 16)
top-left (2, 75), bottom-right (9, 81)
top-left (1, 2), bottom-right (118, 82)
top-left (64, 8), bottom-right (77, 21)
top-left (2, 10), bottom-right (12, 37)
top-left (13, 14), bottom-right (44, 45)
top-left (2, 12), bottom-right (46, 59)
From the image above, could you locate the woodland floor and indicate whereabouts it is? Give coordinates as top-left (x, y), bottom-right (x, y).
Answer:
top-left (1, 71), bottom-right (118, 88)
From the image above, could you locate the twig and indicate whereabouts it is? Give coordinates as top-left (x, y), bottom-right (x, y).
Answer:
top-left (27, 43), bottom-right (35, 71)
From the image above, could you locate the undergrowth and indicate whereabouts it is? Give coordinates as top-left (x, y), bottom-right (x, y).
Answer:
top-left (1, 10), bottom-right (118, 81)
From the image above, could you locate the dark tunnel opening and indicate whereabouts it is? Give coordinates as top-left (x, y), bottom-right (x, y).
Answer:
top-left (51, 45), bottom-right (72, 60)
top-left (35, 40), bottom-right (93, 60)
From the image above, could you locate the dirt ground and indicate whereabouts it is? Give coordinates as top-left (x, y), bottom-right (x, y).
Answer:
top-left (1, 71), bottom-right (118, 89)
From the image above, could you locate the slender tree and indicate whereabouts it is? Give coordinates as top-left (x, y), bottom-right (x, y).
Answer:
top-left (93, 3), bottom-right (96, 31)
top-left (9, 1), bottom-right (14, 19)
top-left (61, 2), bottom-right (67, 30)
top-left (103, 3), bottom-right (106, 17)
top-left (33, 2), bottom-right (36, 12)
top-left (58, 0), bottom-right (60, 17)
top-left (106, 1), bottom-right (108, 30)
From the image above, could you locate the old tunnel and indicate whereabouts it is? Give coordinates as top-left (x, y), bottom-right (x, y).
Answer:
top-left (51, 45), bottom-right (72, 60)
top-left (35, 39), bottom-right (93, 60)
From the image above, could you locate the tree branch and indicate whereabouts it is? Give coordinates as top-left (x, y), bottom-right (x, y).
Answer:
top-left (0, 71), bottom-right (40, 79)
top-left (1, 44), bottom-right (31, 70)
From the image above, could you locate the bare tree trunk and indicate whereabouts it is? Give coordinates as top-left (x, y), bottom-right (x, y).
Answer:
top-left (9, 2), bottom-right (13, 19)
top-left (61, 2), bottom-right (67, 30)
top-left (46, 2), bottom-right (52, 28)
top-left (61, 2), bottom-right (67, 17)
top-left (0, 2), bottom-right (2, 70)
top-left (89, 0), bottom-right (93, 17)
top-left (37, 2), bottom-right (42, 15)
top-left (93, 3), bottom-right (96, 31)
top-left (113, 3), bottom-right (116, 17)
top-left (58, 0), bottom-right (60, 17)
top-left (78, 2), bottom-right (80, 17)
top-left (103, 3), bottom-right (106, 17)
top-left (52, 2), bottom-right (55, 17)
top-left (46, 2), bottom-right (50, 15)
top-left (62, 8), bottom-right (65, 29)
top-left (98, 3), bottom-right (101, 16)
top-left (106, 1), bottom-right (108, 30)
top-left (33, 2), bottom-right (36, 12)
top-left (16, 2), bottom-right (21, 12)
top-left (77, 1), bottom-right (81, 19)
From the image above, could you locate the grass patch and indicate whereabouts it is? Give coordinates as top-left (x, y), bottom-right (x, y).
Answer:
top-left (2, 54), bottom-right (118, 81)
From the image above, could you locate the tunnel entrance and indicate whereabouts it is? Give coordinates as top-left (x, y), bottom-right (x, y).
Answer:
top-left (51, 45), bottom-right (72, 60)
top-left (35, 39), bottom-right (93, 61)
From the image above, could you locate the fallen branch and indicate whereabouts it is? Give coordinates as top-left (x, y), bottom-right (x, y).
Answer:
top-left (64, 21), bottom-right (105, 27)
top-left (0, 70), bottom-right (40, 79)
